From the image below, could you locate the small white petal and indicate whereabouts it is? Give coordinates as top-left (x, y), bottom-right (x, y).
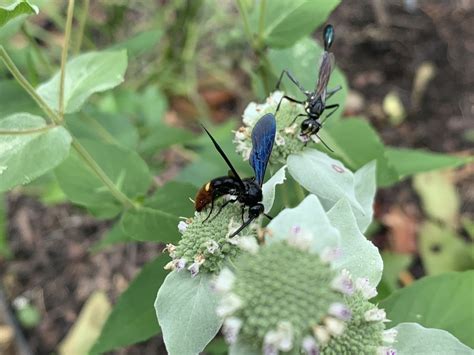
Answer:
top-left (234, 130), bottom-right (247, 141)
top-left (175, 258), bottom-right (187, 271)
top-left (312, 325), bottom-right (330, 346)
top-left (331, 269), bottom-right (354, 295)
top-left (177, 221), bottom-right (188, 234)
top-left (276, 321), bottom-right (293, 351)
top-left (275, 132), bottom-right (286, 146)
top-left (382, 329), bottom-right (398, 344)
top-left (164, 261), bottom-right (175, 270)
top-left (213, 267), bottom-right (235, 293)
top-left (187, 262), bottom-right (200, 277)
top-left (364, 308), bottom-right (387, 322)
top-left (287, 225), bottom-right (313, 251)
top-left (301, 335), bottom-right (319, 355)
top-left (206, 239), bottom-right (219, 254)
top-left (298, 134), bottom-right (310, 143)
top-left (164, 243), bottom-right (177, 257)
top-left (377, 346), bottom-right (397, 355)
top-left (355, 277), bottom-right (378, 299)
top-left (216, 293), bottom-right (242, 317)
top-left (284, 124), bottom-right (297, 135)
top-left (237, 236), bottom-right (259, 254)
top-left (324, 317), bottom-right (346, 336)
top-left (320, 247), bottom-right (342, 263)
top-left (328, 302), bottom-right (352, 321)
top-left (223, 317), bottom-right (243, 344)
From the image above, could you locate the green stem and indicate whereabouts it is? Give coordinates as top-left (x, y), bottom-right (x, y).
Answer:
top-left (0, 125), bottom-right (55, 135)
top-left (59, 0), bottom-right (75, 119)
top-left (71, 139), bottom-right (138, 210)
top-left (258, 0), bottom-right (267, 44)
top-left (0, 46), bottom-right (61, 124)
top-left (73, 0), bottom-right (89, 55)
top-left (236, 0), bottom-right (254, 46)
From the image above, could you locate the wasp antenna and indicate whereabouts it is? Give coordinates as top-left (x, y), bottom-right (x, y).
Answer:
top-left (263, 213), bottom-right (273, 220)
top-left (316, 134), bottom-right (334, 152)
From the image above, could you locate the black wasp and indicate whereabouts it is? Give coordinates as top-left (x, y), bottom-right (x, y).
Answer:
top-left (275, 24), bottom-right (340, 150)
top-left (195, 113), bottom-right (276, 238)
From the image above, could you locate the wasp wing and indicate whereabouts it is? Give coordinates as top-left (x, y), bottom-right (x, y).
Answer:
top-left (250, 113), bottom-right (276, 187)
top-left (315, 51), bottom-right (335, 103)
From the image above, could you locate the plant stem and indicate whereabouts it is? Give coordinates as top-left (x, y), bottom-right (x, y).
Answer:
top-left (258, 0), bottom-right (267, 44)
top-left (59, 0), bottom-right (75, 119)
top-left (0, 46), bottom-right (61, 124)
top-left (0, 125), bottom-right (55, 135)
top-left (236, 0), bottom-right (254, 47)
top-left (71, 139), bottom-right (138, 210)
top-left (73, 0), bottom-right (89, 55)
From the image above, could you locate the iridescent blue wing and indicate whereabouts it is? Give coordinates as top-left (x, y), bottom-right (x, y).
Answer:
top-left (250, 113), bottom-right (276, 186)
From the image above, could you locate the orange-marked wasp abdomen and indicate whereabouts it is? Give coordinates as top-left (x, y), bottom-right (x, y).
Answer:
top-left (196, 113), bottom-right (276, 237)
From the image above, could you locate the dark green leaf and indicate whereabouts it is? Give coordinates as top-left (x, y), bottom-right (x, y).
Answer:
top-left (0, 80), bottom-right (38, 118)
top-left (322, 118), bottom-right (400, 186)
top-left (91, 255), bottom-right (169, 353)
top-left (385, 147), bottom-right (472, 179)
top-left (268, 37), bottom-right (347, 121)
top-left (90, 222), bottom-right (132, 253)
top-left (250, 0), bottom-right (340, 48)
top-left (37, 50), bottom-right (128, 113)
top-left (0, 0), bottom-right (38, 27)
top-left (139, 123), bottom-right (195, 155)
top-left (54, 139), bottom-right (152, 219)
top-left (121, 181), bottom-right (196, 242)
top-left (380, 271), bottom-right (474, 348)
top-left (0, 113), bottom-right (72, 192)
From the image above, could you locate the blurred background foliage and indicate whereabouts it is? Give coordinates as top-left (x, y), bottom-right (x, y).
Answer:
top-left (0, 0), bottom-right (472, 353)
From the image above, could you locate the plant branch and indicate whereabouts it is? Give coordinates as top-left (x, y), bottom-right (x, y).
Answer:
top-left (258, 0), bottom-right (267, 45)
top-left (0, 46), bottom-right (61, 124)
top-left (59, 0), bottom-right (75, 119)
top-left (71, 139), bottom-right (138, 210)
top-left (236, 0), bottom-right (254, 47)
top-left (73, 0), bottom-right (89, 55)
top-left (0, 125), bottom-right (56, 136)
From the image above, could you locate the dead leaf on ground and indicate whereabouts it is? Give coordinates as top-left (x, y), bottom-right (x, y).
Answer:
top-left (382, 207), bottom-right (418, 253)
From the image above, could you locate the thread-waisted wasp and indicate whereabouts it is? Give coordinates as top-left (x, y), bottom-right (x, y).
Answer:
top-left (275, 24), bottom-right (340, 150)
top-left (195, 113), bottom-right (276, 238)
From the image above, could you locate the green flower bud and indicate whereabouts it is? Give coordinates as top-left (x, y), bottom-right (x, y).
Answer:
top-left (164, 202), bottom-right (258, 276)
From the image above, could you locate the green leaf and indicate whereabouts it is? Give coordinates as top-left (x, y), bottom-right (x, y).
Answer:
top-left (121, 181), bottom-right (196, 242)
top-left (0, 80), bottom-right (38, 118)
top-left (229, 340), bottom-right (260, 355)
top-left (385, 147), bottom-right (472, 179)
top-left (413, 171), bottom-right (460, 226)
top-left (155, 271), bottom-right (222, 355)
top-left (268, 36), bottom-right (347, 119)
top-left (267, 194), bottom-right (341, 254)
top-left (392, 323), bottom-right (473, 355)
top-left (0, 113), bottom-right (72, 192)
top-left (288, 149), bottom-right (364, 214)
top-left (37, 50), bottom-right (128, 113)
top-left (54, 139), bottom-right (152, 218)
top-left (250, 0), bottom-right (340, 48)
top-left (0, 0), bottom-right (38, 27)
top-left (90, 222), bottom-right (132, 253)
top-left (322, 118), bottom-right (399, 187)
top-left (139, 123), bottom-right (195, 155)
top-left (352, 160), bottom-right (376, 232)
top-left (262, 165), bottom-right (287, 213)
top-left (111, 29), bottom-right (162, 58)
top-left (91, 255), bottom-right (169, 353)
top-left (380, 271), bottom-right (474, 347)
top-left (327, 198), bottom-right (383, 287)
top-left (380, 251), bottom-right (413, 292)
top-left (418, 222), bottom-right (473, 275)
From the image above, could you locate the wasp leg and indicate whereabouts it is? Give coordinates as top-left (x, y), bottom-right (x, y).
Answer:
top-left (290, 113), bottom-right (307, 126)
top-left (202, 197), bottom-right (216, 223)
top-left (209, 198), bottom-right (238, 222)
top-left (276, 95), bottom-right (305, 114)
top-left (321, 104), bottom-right (340, 123)
top-left (325, 85), bottom-right (342, 100)
top-left (229, 216), bottom-right (256, 238)
top-left (276, 69), bottom-right (307, 93)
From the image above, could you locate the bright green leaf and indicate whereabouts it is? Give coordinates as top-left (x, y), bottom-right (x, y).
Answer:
top-left (327, 198), bottom-right (383, 287)
top-left (91, 255), bottom-right (169, 353)
top-left (288, 149), bottom-right (364, 214)
top-left (385, 147), bottom-right (472, 179)
top-left (0, 113), bottom-right (72, 192)
top-left (268, 36), bottom-right (347, 119)
top-left (37, 50), bottom-right (128, 113)
top-left (121, 181), bottom-right (196, 242)
top-left (250, 0), bottom-right (340, 48)
top-left (418, 222), bottom-right (473, 275)
top-left (381, 271), bottom-right (474, 347)
top-left (413, 171), bottom-right (460, 226)
top-left (392, 323), bottom-right (473, 355)
top-left (155, 271), bottom-right (222, 355)
top-left (0, 0), bottom-right (38, 27)
top-left (267, 194), bottom-right (341, 254)
top-left (322, 118), bottom-right (399, 186)
top-left (54, 139), bottom-right (152, 219)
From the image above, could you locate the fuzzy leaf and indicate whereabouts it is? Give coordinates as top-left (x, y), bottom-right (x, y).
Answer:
top-left (0, 113), bottom-right (71, 192)
top-left (352, 160), bottom-right (376, 232)
top-left (155, 271), bottom-right (222, 355)
top-left (37, 51), bottom-right (127, 113)
top-left (262, 165), bottom-right (286, 213)
top-left (392, 323), bottom-right (473, 354)
top-left (327, 198), bottom-right (383, 287)
top-left (0, 0), bottom-right (38, 27)
top-left (267, 194), bottom-right (340, 254)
